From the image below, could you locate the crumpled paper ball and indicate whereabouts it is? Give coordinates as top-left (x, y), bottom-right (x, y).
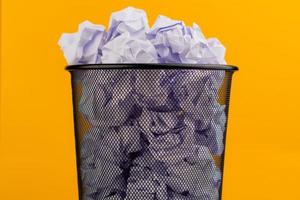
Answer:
top-left (79, 70), bottom-right (135, 127)
top-left (101, 32), bottom-right (158, 63)
top-left (80, 124), bottom-right (142, 199)
top-left (107, 6), bottom-right (149, 41)
top-left (147, 15), bottom-right (226, 64)
top-left (58, 20), bottom-right (106, 65)
top-left (125, 146), bottom-right (219, 200)
top-left (137, 109), bottom-right (195, 164)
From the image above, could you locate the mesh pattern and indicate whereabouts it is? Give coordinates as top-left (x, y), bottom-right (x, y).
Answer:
top-left (69, 68), bottom-right (235, 200)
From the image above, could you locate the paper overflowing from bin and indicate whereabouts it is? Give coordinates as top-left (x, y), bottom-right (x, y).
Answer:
top-left (58, 7), bottom-right (226, 65)
top-left (59, 7), bottom-right (229, 200)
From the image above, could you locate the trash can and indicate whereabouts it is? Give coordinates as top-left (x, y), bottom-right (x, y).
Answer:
top-left (66, 64), bottom-right (238, 200)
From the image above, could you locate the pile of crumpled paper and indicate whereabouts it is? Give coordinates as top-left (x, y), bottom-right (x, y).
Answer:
top-left (59, 7), bottom-right (227, 200)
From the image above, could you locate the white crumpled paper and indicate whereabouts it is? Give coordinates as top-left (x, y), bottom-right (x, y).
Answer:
top-left (101, 32), bottom-right (158, 63)
top-left (147, 15), bottom-right (226, 64)
top-left (58, 21), bottom-right (106, 65)
top-left (58, 7), bottom-right (227, 65)
top-left (107, 7), bottom-right (149, 41)
top-left (59, 7), bottom-right (228, 200)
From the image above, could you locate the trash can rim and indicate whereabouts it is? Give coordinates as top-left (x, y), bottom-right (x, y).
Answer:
top-left (66, 63), bottom-right (238, 71)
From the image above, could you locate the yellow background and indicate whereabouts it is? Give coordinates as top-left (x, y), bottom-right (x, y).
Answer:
top-left (1, 0), bottom-right (300, 199)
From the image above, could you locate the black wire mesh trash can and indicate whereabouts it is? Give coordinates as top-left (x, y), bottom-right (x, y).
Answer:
top-left (66, 64), bottom-right (238, 200)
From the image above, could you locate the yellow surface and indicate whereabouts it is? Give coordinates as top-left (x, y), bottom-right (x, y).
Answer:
top-left (1, 0), bottom-right (300, 199)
